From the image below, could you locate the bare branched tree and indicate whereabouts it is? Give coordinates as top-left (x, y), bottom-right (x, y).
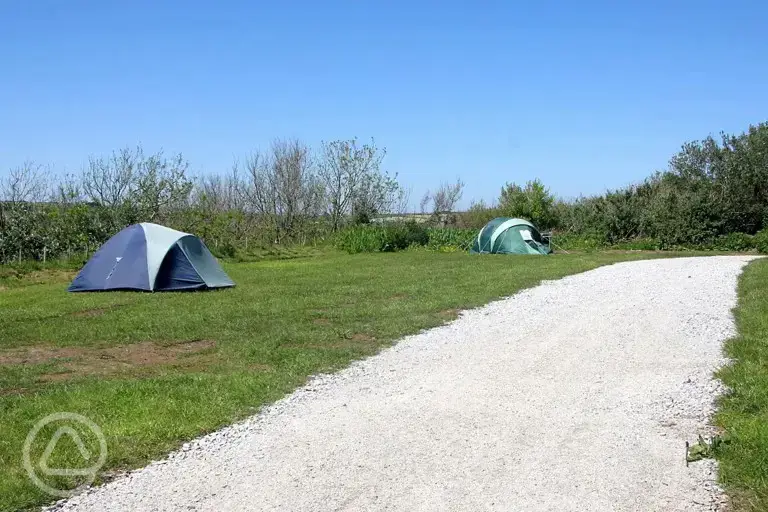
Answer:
top-left (0, 161), bottom-right (49, 203)
top-left (194, 164), bottom-right (246, 212)
top-left (81, 147), bottom-right (138, 207)
top-left (270, 138), bottom-right (324, 233)
top-left (419, 191), bottom-right (431, 214)
top-left (242, 149), bottom-right (274, 219)
top-left (55, 173), bottom-right (82, 205)
top-left (431, 179), bottom-right (465, 214)
top-left (422, 179), bottom-right (465, 214)
top-left (394, 185), bottom-right (413, 215)
top-left (81, 145), bottom-right (192, 223)
top-left (318, 138), bottom-right (399, 230)
top-left (242, 138), bottom-right (323, 241)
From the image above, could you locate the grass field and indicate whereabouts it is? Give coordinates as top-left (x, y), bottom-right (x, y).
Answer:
top-left (0, 250), bottom-right (741, 510)
top-left (716, 257), bottom-right (768, 511)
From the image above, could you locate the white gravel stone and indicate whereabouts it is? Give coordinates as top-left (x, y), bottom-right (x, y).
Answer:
top-left (45, 256), bottom-right (757, 511)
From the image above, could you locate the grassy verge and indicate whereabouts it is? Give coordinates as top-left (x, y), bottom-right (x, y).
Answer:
top-left (0, 250), bottom-right (717, 510)
top-left (715, 257), bottom-right (768, 510)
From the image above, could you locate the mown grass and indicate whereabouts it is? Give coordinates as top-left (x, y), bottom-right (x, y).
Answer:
top-left (0, 250), bottom-right (719, 510)
top-left (716, 257), bottom-right (768, 510)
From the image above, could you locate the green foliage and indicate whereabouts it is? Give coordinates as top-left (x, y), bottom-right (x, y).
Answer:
top-left (551, 233), bottom-right (607, 252)
top-left (4, 121), bottom-right (768, 260)
top-left (334, 223), bottom-right (474, 254)
top-left (334, 225), bottom-right (388, 254)
top-left (334, 222), bottom-right (430, 253)
top-left (686, 433), bottom-right (732, 463)
top-left (708, 233), bottom-right (755, 252)
top-left (754, 229), bottom-right (768, 254)
top-left (610, 238), bottom-right (662, 251)
top-left (425, 227), bottom-right (476, 252)
top-left (458, 200), bottom-right (500, 229)
top-left (383, 221), bottom-right (429, 251)
top-left (210, 242), bottom-right (237, 259)
top-left (494, 121), bottom-right (768, 251)
top-left (498, 179), bottom-right (558, 230)
top-left (319, 138), bottom-right (402, 232)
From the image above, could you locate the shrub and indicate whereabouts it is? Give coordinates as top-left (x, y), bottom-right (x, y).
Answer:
top-left (426, 227), bottom-right (476, 251)
top-left (709, 233), bottom-right (755, 252)
top-left (334, 225), bottom-right (387, 254)
top-left (209, 242), bottom-right (237, 259)
top-left (754, 229), bottom-right (768, 254)
top-left (381, 221), bottom-right (429, 252)
top-left (335, 222), bottom-right (433, 253)
top-left (552, 233), bottom-right (607, 252)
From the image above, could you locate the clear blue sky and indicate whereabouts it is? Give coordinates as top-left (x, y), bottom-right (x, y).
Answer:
top-left (2, 0), bottom-right (766, 208)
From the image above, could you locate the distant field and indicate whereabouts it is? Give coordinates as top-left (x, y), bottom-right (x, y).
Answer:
top-left (0, 250), bottom-right (730, 511)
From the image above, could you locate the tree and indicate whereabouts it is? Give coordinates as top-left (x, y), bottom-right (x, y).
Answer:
top-left (81, 147), bottom-right (138, 208)
top-left (318, 138), bottom-right (400, 231)
top-left (133, 149), bottom-right (193, 222)
top-left (663, 121), bottom-right (768, 237)
top-left (422, 179), bottom-right (464, 214)
top-left (0, 161), bottom-right (48, 203)
top-left (55, 173), bottom-right (83, 205)
top-left (419, 191), bottom-right (431, 214)
top-left (498, 178), bottom-right (558, 230)
top-left (459, 199), bottom-right (500, 228)
top-left (80, 145), bottom-right (192, 227)
top-left (241, 138), bottom-right (323, 242)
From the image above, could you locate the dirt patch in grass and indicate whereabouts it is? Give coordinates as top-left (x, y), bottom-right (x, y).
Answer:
top-left (101, 339), bottom-right (216, 365)
top-left (389, 293), bottom-right (409, 300)
top-left (312, 318), bottom-right (332, 326)
top-left (0, 285), bottom-right (7, 292)
top-left (0, 387), bottom-right (28, 396)
top-left (1, 340), bottom-right (217, 382)
top-left (0, 346), bottom-right (85, 365)
top-left (437, 308), bottom-right (460, 321)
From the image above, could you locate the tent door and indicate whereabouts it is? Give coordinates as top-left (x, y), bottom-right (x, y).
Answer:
top-left (154, 243), bottom-right (207, 291)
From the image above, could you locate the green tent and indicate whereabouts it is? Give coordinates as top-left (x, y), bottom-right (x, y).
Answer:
top-left (470, 217), bottom-right (552, 255)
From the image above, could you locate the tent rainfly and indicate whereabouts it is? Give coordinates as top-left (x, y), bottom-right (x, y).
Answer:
top-left (470, 217), bottom-right (551, 255)
top-left (68, 223), bottom-right (235, 292)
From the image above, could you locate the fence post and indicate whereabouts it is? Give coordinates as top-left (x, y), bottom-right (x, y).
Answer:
top-left (43, 246), bottom-right (47, 263)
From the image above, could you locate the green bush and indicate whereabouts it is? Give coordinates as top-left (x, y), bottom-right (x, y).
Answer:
top-left (336, 223), bottom-right (475, 254)
top-left (754, 229), bottom-right (768, 254)
top-left (552, 233), bottom-right (607, 252)
top-left (334, 225), bottom-right (387, 254)
top-left (209, 242), bottom-right (237, 259)
top-left (708, 233), bottom-right (755, 252)
top-left (381, 222), bottom-right (429, 252)
top-left (426, 227), bottom-right (476, 251)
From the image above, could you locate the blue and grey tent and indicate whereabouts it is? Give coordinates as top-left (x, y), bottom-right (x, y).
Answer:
top-left (68, 223), bottom-right (235, 292)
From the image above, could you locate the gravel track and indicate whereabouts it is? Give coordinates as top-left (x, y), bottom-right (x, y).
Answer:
top-left (48, 256), bottom-right (756, 512)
